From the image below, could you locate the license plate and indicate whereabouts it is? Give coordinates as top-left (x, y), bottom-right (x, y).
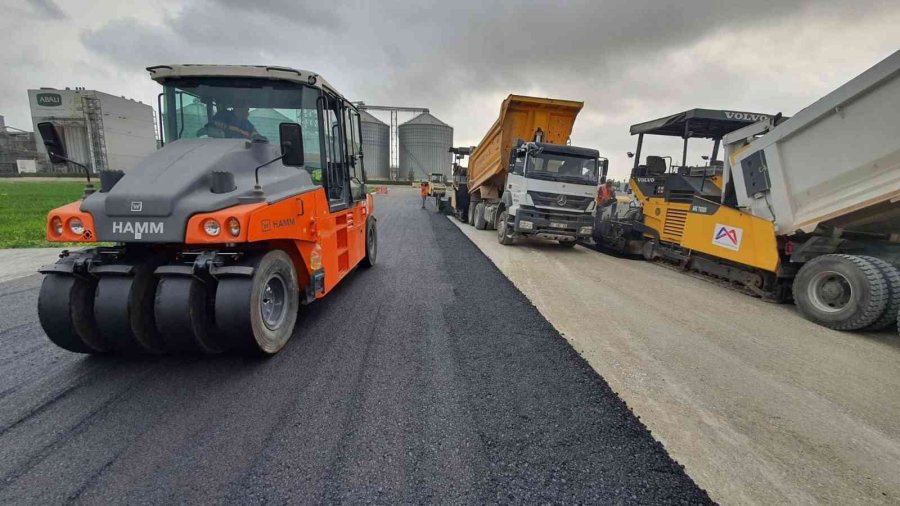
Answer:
top-left (549, 222), bottom-right (567, 229)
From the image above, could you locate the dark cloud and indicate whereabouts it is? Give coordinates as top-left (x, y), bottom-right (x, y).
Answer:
top-left (9, 0), bottom-right (900, 178)
top-left (27, 0), bottom-right (66, 19)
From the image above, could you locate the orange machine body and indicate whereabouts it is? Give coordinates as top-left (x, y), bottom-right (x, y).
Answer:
top-left (46, 189), bottom-right (374, 301)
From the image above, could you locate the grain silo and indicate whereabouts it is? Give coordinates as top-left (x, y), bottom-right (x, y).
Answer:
top-left (398, 112), bottom-right (452, 181)
top-left (360, 110), bottom-right (390, 180)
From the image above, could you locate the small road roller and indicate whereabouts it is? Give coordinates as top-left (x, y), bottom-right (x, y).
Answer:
top-left (36, 65), bottom-right (377, 355)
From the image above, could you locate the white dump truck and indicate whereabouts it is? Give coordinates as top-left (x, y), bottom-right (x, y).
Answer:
top-left (719, 49), bottom-right (900, 332)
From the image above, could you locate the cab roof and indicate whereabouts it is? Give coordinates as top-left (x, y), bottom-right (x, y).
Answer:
top-left (146, 64), bottom-right (344, 101)
top-left (629, 108), bottom-right (775, 138)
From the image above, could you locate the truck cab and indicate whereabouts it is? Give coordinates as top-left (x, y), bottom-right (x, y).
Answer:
top-left (496, 141), bottom-right (604, 245)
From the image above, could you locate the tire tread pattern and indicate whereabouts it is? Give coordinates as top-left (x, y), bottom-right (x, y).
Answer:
top-left (793, 254), bottom-right (888, 331)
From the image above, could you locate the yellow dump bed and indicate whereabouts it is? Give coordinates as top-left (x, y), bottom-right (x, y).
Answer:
top-left (468, 95), bottom-right (583, 196)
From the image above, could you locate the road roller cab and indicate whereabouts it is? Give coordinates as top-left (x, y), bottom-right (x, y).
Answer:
top-left (37, 64), bottom-right (377, 356)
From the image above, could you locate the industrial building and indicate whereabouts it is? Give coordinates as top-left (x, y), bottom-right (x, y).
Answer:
top-left (0, 115), bottom-right (39, 175)
top-left (398, 112), bottom-right (453, 180)
top-left (357, 104), bottom-right (453, 181)
top-left (28, 88), bottom-right (157, 174)
top-left (360, 110), bottom-right (390, 179)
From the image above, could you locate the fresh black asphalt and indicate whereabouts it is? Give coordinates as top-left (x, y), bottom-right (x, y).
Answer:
top-left (0, 190), bottom-right (711, 504)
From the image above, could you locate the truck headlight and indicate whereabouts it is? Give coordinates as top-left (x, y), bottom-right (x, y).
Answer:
top-left (519, 220), bottom-right (533, 230)
top-left (579, 226), bottom-right (593, 235)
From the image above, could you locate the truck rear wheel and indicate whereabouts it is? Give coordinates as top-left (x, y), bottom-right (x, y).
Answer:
top-left (860, 256), bottom-right (900, 331)
top-left (215, 250), bottom-right (299, 355)
top-left (468, 201), bottom-right (477, 227)
top-left (474, 202), bottom-right (487, 230)
top-left (497, 210), bottom-right (514, 245)
top-left (792, 254), bottom-right (888, 331)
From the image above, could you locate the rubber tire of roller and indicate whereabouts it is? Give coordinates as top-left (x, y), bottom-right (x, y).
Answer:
top-left (38, 273), bottom-right (108, 354)
top-left (155, 276), bottom-right (222, 354)
top-left (94, 263), bottom-right (166, 354)
top-left (858, 256), bottom-right (900, 331)
top-left (360, 217), bottom-right (377, 268)
top-left (474, 202), bottom-right (487, 230)
top-left (215, 250), bottom-right (299, 355)
top-left (792, 254), bottom-right (888, 331)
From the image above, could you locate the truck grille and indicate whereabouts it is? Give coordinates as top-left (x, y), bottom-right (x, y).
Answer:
top-left (663, 209), bottom-right (688, 241)
top-left (528, 191), bottom-right (593, 211)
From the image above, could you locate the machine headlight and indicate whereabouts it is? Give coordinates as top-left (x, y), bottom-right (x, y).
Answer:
top-left (50, 216), bottom-right (63, 236)
top-left (226, 217), bottom-right (240, 237)
top-left (519, 220), bottom-right (533, 230)
top-left (203, 219), bottom-right (221, 237)
top-left (68, 217), bottom-right (84, 235)
top-left (579, 226), bottom-right (593, 235)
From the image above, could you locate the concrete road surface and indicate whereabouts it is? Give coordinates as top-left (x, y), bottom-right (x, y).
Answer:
top-left (0, 248), bottom-right (64, 283)
top-left (451, 218), bottom-right (900, 505)
top-left (0, 188), bottom-right (708, 504)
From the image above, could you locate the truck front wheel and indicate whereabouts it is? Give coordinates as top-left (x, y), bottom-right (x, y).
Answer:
top-left (497, 210), bottom-right (514, 245)
top-left (792, 254), bottom-right (888, 331)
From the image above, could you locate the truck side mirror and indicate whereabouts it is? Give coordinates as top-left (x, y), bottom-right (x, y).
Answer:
top-left (279, 123), bottom-right (304, 167)
top-left (600, 159), bottom-right (609, 182)
top-left (37, 122), bottom-right (68, 164)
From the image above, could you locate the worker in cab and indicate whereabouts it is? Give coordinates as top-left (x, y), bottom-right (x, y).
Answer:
top-left (199, 105), bottom-right (261, 140)
top-left (420, 181), bottom-right (430, 208)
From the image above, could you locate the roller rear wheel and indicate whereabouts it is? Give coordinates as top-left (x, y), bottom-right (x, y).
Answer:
top-left (94, 263), bottom-right (166, 354)
top-left (361, 218), bottom-right (377, 268)
top-left (38, 274), bottom-right (107, 354)
top-left (215, 250), bottom-right (299, 355)
top-left (155, 276), bottom-right (222, 354)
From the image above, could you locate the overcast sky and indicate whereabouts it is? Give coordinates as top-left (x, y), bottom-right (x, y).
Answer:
top-left (1, 0), bottom-right (898, 178)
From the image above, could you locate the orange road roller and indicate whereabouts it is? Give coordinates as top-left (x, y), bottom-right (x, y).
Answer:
top-left (36, 65), bottom-right (376, 355)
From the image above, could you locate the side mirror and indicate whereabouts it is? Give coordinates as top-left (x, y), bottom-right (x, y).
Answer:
top-left (37, 122), bottom-right (68, 164)
top-left (279, 123), bottom-right (304, 167)
top-left (626, 152), bottom-right (634, 159)
top-left (600, 159), bottom-right (609, 178)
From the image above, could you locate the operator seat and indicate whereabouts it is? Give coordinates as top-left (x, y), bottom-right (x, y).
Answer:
top-left (646, 156), bottom-right (667, 175)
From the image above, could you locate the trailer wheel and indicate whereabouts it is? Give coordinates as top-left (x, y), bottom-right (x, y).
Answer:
top-left (94, 263), bottom-right (166, 354)
top-left (38, 274), bottom-right (107, 354)
top-left (497, 210), bottom-right (514, 245)
top-left (474, 202), bottom-right (487, 230)
top-left (154, 276), bottom-right (222, 354)
top-left (216, 250), bottom-right (299, 355)
top-left (360, 217), bottom-right (377, 268)
top-left (859, 256), bottom-right (900, 331)
top-left (792, 254), bottom-right (888, 331)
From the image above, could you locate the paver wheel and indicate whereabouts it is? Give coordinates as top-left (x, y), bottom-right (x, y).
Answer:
top-left (38, 273), bottom-right (108, 354)
top-left (155, 276), bottom-right (222, 354)
top-left (216, 250), bottom-right (299, 355)
top-left (792, 254), bottom-right (888, 331)
top-left (497, 210), bottom-right (514, 245)
top-left (859, 256), bottom-right (900, 331)
top-left (361, 217), bottom-right (377, 268)
top-left (474, 202), bottom-right (487, 230)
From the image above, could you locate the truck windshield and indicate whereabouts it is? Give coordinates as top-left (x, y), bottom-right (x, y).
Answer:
top-left (527, 153), bottom-right (598, 184)
top-left (160, 77), bottom-right (323, 169)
